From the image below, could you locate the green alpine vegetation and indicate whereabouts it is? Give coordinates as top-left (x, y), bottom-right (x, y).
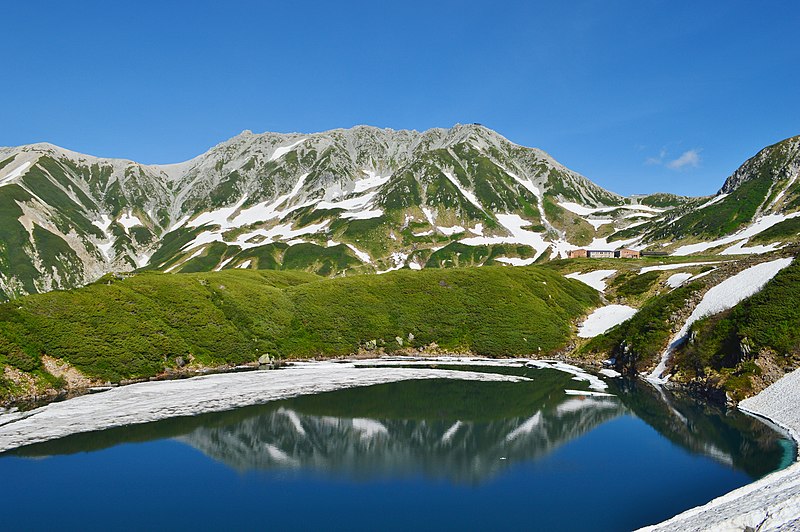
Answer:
top-left (1, 127), bottom-right (799, 305)
top-left (579, 282), bottom-right (705, 372)
top-left (672, 258), bottom-right (800, 399)
top-left (0, 265), bottom-right (598, 399)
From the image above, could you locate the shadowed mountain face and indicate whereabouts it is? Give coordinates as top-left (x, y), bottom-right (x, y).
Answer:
top-left (9, 372), bottom-right (791, 483)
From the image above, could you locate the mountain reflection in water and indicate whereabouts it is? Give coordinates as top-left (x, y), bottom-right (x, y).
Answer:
top-left (178, 396), bottom-right (623, 482)
top-left (10, 368), bottom-right (792, 483)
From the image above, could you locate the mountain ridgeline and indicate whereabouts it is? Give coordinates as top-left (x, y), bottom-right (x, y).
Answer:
top-left (3, 125), bottom-right (796, 301)
top-left (0, 125), bottom-right (617, 299)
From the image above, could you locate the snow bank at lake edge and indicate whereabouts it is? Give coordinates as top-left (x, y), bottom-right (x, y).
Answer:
top-left (641, 368), bottom-right (800, 531)
top-left (0, 362), bottom-right (529, 453)
top-left (0, 357), bottom-right (617, 454)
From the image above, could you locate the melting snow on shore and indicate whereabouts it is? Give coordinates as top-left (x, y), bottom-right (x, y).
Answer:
top-left (0, 361), bottom-right (537, 453)
top-left (0, 357), bottom-right (623, 452)
top-left (648, 257), bottom-right (793, 382)
top-left (642, 367), bottom-right (800, 531)
top-left (578, 305), bottom-right (638, 338)
top-left (525, 360), bottom-right (609, 392)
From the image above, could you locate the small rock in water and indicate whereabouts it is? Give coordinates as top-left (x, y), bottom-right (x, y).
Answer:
top-left (258, 354), bottom-right (272, 366)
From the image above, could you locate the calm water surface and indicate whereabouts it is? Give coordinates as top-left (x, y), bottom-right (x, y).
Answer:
top-left (0, 366), bottom-right (794, 531)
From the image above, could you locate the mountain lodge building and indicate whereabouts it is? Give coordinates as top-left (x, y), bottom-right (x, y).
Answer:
top-left (568, 248), bottom-right (640, 259)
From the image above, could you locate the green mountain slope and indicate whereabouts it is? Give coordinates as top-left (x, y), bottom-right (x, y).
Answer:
top-left (1, 128), bottom-right (799, 302)
top-left (0, 265), bottom-right (598, 400)
top-left (671, 255), bottom-right (800, 399)
top-left (625, 135), bottom-right (800, 249)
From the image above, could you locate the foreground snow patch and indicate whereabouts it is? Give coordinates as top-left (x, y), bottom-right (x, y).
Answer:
top-left (665, 272), bottom-right (693, 288)
top-left (642, 368), bottom-right (800, 531)
top-left (681, 258), bottom-right (792, 333)
top-left (578, 305), bottom-right (638, 338)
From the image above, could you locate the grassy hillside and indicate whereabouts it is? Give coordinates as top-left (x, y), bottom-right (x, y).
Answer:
top-left (672, 258), bottom-right (800, 399)
top-left (0, 266), bottom-right (599, 400)
top-left (579, 282), bottom-right (705, 372)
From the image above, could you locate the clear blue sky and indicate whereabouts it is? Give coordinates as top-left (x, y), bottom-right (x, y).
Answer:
top-left (2, 1), bottom-right (799, 196)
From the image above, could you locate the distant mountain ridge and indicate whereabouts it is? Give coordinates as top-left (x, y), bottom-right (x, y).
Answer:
top-left (0, 125), bottom-right (797, 300)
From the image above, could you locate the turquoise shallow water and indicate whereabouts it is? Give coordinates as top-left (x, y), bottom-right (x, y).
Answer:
top-left (0, 368), bottom-right (793, 531)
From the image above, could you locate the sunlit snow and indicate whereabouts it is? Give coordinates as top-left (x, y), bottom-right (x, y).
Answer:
top-left (0, 161), bottom-right (32, 186)
top-left (565, 269), bottom-right (617, 291)
top-left (665, 272), bottom-right (693, 288)
top-left (649, 257), bottom-right (793, 382)
top-left (268, 138), bottom-right (306, 162)
top-left (577, 305), bottom-right (637, 338)
top-left (672, 212), bottom-right (800, 256)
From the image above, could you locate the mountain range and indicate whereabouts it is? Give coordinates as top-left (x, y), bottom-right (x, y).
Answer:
top-left (0, 124), bottom-right (797, 300)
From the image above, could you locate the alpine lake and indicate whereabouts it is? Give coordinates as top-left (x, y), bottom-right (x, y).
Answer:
top-left (0, 364), bottom-right (794, 531)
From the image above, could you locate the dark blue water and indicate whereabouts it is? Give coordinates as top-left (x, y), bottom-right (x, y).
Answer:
top-left (0, 370), bottom-right (793, 531)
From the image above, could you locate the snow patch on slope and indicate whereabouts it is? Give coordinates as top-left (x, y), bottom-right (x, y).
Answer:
top-left (346, 244), bottom-right (372, 263)
top-left (460, 214), bottom-right (550, 260)
top-left (720, 240), bottom-right (784, 255)
top-left (0, 160), bottom-right (32, 186)
top-left (443, 170), bottom-right (484, 211)
top-left (665, 272), bottom-right (693, 288)
top-left (673, 212), bottom-right (800, 256)
top-left (585, 218), bottom-right (613, 229)
top-left (578, 305), bottom-right (638, 338)
top-left (640, 262), bottom-right (719, 274)
top-left (118, 211), bottom-right (143, 234)
top-left (648, 258), bottom-right (793, 382)
top-left (565, 269), bottom-right (617, 291)
top-left (269, 138), bottom-right (306, 162)
top-left (495, 257), bottom-right (537, 266)
top-left (352, 169), bottom-right (391, 194)
top-left (559, 202), bottom-right (664, 216)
